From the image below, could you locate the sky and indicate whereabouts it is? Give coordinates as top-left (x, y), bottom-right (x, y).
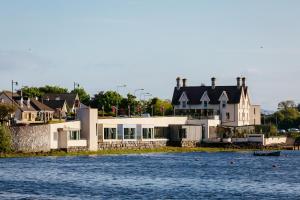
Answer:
top-left (0, 0), bottom-right (300, 110)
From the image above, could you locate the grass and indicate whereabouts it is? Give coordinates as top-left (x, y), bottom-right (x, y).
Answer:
top-left (0, 147), bottom-right (250, 159)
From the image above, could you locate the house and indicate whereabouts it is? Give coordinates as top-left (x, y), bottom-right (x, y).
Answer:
top-left (0, 91), bottom-right (54, 124)
top-left (172, 77), bottom-right (261, 127)
top-left (30, 98), bottom-right (54, 122)
top-left (42, 93), bottom-right (80, 113)
top-left (42, 99), bottom-right (68, 119)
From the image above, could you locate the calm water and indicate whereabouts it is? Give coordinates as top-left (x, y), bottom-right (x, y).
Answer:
top-left (0, 151), bottom-right (300, 200)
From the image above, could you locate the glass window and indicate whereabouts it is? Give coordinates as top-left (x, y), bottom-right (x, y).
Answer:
top-left (222, 101), bottom-right (226, 108)
top-left (143, 128), bottom-right (153, 139)
top-left (124, 128), bottom-right (136, 139)
top-left (226, 112), bottom-right (230, 120)
top-left (104, 128), bottom-right (117, 140)
top-left (204, 101), bottom-right (208, 108)
top-left (182, 101), bottom-right (187, 108)
top-left (154, 127), bottom-right (168, 139)
top-left (69, 130), bottom-right (80, 140)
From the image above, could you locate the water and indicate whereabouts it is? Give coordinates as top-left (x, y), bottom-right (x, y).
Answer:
top-left (0, 151), bottom-right (300, 200)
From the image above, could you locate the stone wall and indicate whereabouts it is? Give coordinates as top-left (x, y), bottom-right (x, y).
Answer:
top-left (10, 125), bottom-right (51, 152)
top-left (98, 140), bottom-right (168, 150)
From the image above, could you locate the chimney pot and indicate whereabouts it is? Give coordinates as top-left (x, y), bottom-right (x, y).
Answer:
top-left (211, 77), bottom-right (216, 89)
top-left (242, 77), bottom-right (246, 87)
top-left (182, 78), bottom-right (187, 87)
top-left (237, 77), bottom-right (241, 88)
top-left (176, 77), bottom-right (181, 90)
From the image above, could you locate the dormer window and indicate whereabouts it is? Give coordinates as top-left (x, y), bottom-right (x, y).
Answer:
top-left (182, 101), bottom-right (187, 108)
top-left (222, 101), bottom-right (227, 108)
top-left (203, 101), bottom-right (208, 108)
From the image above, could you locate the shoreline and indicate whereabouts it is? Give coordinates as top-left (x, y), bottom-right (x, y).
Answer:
top-left (0, 146), bottom-right (287, 159)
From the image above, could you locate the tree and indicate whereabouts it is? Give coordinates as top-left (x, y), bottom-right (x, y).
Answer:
top-left (20, 87), bottom-right (43, 98)
top-left (146, 98), bottom-right (173, 116)
top-left (278, 100), bottom-right (296, 110)
top-left (0, 125), bottom-right (12, 152)
top-left (39, 85), bottom-right (68, 94)
top-left (119, 93), bottom-right (139, 115)
top-left (0, 103), bottom-right (16, 124)
top-left (71, 87), bottom-right (91, 106)
top-left (90, 91), bottom-right (123, 114)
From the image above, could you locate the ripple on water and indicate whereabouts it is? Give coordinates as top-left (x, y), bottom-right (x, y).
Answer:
top-left (0, 151), bottom-right (300, 199)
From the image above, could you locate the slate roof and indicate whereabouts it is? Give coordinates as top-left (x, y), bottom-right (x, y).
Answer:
top-left (172, 86), bottom-right (246, 105)
top-left (42, 99), bottom-right (67, 110)
top-left (30, 99), bottom-right (54, 112)
top-left (42, 93), bottom-right (78, 108)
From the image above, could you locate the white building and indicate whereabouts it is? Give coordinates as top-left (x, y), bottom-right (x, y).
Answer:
top-left (172, 77), bottom-right (261, 127)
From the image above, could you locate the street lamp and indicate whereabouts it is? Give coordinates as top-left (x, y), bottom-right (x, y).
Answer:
top-left (11, 80), bottom-right (18, 107)
top-left (116, 84), bottom-right (127, 117)
top-left (74, 82), bottom-right (80, 91)
top-left (134, 88), bottom-right (144, 99)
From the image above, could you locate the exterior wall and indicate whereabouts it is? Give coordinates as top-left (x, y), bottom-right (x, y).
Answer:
top-left (98, 140), bottom-right (168, 150)
top-left (77, 108), bottom-right (98, 151)
top-left (10, 125), bottom-right (51, 152)
top-left (98, 117), bottom-right (188, 127)
top-left (187, 118), bottom-right (220, 139)
top-left (49, 121), bottom-right (81, 149)
top-left (250, 105), bottom-right (261, 125)
top-left (264, 137), bottom-right (287, 146)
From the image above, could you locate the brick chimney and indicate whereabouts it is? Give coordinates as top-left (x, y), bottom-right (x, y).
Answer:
top-left (237, 77), bottom-right (241, 88)
top-left (176, 77), bottom-right (181, 90)
top-left (242, 77), bottom-right (246, 87)
top-left (211, 77), bottom-right (216, 89)
top-left (182, 78), bottom-right (187, 87)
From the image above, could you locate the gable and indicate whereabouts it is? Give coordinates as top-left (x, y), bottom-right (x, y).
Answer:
top-left (218, 91), bottom-right (229, 102)
top-left (200, 91), bottom-right (210, 102)
top-left (179, 92), bottom-right (189, 102)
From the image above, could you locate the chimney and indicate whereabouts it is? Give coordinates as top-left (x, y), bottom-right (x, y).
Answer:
top-left (237, 77), bottom-right (241, 88)
top-left (27, 98), bottom-right (30, 108)
top-left (182, 78), bottom-right (187, 87)
top-left (20, 97), bottom-right (24, 108)
top-left (176, 77), bottom-right (181, 90)
top-left (242, 77), bottom-right (246, 87)
top-left (211, 77), bottom-right (216, 89)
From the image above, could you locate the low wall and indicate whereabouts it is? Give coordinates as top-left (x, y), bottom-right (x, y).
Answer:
top-left (264, 137), bottom-right (287, 146)
top-left (98, 140), bottom-right (168, 150)
top-left (10, 125), bottom-right (51, 152)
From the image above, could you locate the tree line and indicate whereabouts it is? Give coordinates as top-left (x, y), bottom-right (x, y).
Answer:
top-left (18, 85), bottom-right (173, 116)
top-left (263, 100), bottom-right (300, 130)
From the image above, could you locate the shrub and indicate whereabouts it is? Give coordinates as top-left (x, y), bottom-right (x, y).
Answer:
top-left (0, 125), bottom-right (12, 152)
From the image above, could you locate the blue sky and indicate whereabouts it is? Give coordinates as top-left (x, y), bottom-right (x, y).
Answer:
top-left (0, 0), bottom-right (300, 110)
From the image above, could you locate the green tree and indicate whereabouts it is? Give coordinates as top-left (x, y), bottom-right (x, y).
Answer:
top-left (0, 125), bottom-right (12, 152)
top-left (146, 98), bottom-right (173, 116)
top-left (0, 103), bottom-right (16, 124)
top-left (39, 85), bottom-right (68, 94)
top-left (90, 91), bottom-right (122, 114)
top-left (21, 87), bottom-right (43, 98)
top-left (71, 87), bottom-right (91, 106)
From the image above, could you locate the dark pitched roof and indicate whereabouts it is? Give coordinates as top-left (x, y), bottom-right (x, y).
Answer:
top-left (42, 93), bottom-right (78, 108)
top-left (42, 99), bottom-right (67, 110)
top-left (30, 99), bottom-right (54, 112)
top-left (172, 86), bottom-right (244, 105)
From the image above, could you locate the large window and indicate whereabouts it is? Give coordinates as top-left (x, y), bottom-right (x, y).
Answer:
top-left (104, 128), bottom-right (117, 140)
top-left (124, 128), bottom-right (136, 139)
top-left (154, 127), bottom-right (168, 139)
top-left (69, 130), bottom-right (80, 140)
top-left (143, 128), bottom-right (153, 139)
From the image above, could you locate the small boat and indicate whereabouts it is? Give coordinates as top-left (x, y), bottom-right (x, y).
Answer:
top-left (253, 151), bottom-right (281, 157)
